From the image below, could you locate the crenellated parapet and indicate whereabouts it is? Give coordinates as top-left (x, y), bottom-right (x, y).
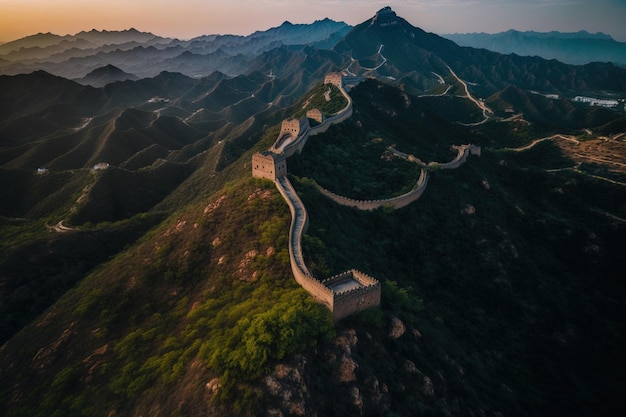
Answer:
top-left (324, 72), bottom-right (344, 88)
top-left (280, 117), bottom-right (310, 138)
top-left (325, 270), bottom-right (381, 321)
top-left (253, 72), bottom-right (482, 320)
top-left (316, 142), bottom-right (481, 211)
top-left (252, 151), bottom-right (287, 180)
top-left (252, 73), bottom-right (381, 321)
top-left (316, 168), bottom-right (429, 211)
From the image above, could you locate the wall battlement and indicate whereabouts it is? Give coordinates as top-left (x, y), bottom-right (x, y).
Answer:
top-left (253, 73), bottom-right (481, 320)
top-left (316, 142), bottom-right (481, 211)
top-left (275, 175), bottom-right (380, 320)
top-left (252, 151), bottom-right (287, 180)
top-left (254, 72), bottom-right (380, 321)
top-left (316, 168), bottom-right (429, 211)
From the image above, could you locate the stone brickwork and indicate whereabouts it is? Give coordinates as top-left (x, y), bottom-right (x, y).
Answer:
top-left (324, 270), bottom-right (382, 321)
top-left (252, 151), bottom-right (287, 180)
top-left (271, 117), bottom-right (311, 157)
top-left (280, 117), bottom-right (310, 138)
top-left (324, 72), bottom-right (344, 88)
top-left (275, 176), bottom-right (380, 321)
top-left (253, 72), bottom-right (381, 321)
top-left (316, 143), bottom-right (481, 211)
top-left (316, 169), bottom-right (429, 211)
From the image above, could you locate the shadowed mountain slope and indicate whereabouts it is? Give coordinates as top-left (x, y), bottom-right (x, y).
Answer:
top-left (0, 21), bottom-right (351, 79)
top-left (334, 10), bottom-right (626, 96)
top-left (75, 64), bottom-right (139, 87)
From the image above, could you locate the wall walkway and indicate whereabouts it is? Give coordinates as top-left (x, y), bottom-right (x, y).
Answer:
top-left (279, 82), bottom-right (354, 157)
top-left (267, 77), bottom-right (381, 320)
top-left (253, 75), bottom-right (482, 318)
top-left (316, 144), bottom-right (480, 211)
top-left (315, 169), bottom-right (429, 211)
top-left (254, 75), bottom-right (480, 319)
top-left (276, 175), bottom-right (381, 319)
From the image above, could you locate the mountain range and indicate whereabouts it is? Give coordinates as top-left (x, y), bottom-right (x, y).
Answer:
top-left (444, 29), bottom-right (626, 66)
top-left (1, 7), bottom-right (625, 417)
top-left (0, 20), bottom-right (351, 80)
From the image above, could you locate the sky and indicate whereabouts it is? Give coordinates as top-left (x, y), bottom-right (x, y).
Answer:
top-left (1, 0), bottom-right (626, 43)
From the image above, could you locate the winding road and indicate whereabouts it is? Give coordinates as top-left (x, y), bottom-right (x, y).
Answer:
top-left (500, 134), bottom-right (580, 152)
top-left (445, 64), bottom-right (493, 125)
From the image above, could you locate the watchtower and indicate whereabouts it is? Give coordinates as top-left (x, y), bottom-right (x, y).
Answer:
top-left (252, 151), bottom-right (287, 181)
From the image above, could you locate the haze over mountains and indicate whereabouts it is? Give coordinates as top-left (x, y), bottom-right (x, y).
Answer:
top-left (1, 7), bottom-right (625, 417)
top-left (0, 20), bottom-right (351, 79)
top-left (444, 29), bottom-right (626, 66)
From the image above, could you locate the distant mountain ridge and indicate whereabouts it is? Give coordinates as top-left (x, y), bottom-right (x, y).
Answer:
top-left (0, 20), bottom-right (351, 79)
top-left (443, 30), bottom-right (626, 66)
top-left (74, 64), bottom-right (139, 87)
top-left (332, 10), bottom-right (626, 97)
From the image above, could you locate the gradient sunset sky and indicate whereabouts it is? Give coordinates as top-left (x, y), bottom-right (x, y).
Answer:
top-left (2, 0), bottom-right (625, 43)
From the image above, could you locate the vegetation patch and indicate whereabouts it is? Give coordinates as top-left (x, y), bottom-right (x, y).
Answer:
top-left (293, 82), bottom-right (348, 118)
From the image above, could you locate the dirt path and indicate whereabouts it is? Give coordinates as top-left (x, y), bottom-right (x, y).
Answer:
top-left (445, 64), bottom-right (493, 125)
top-left (500, 134), bottom-right (580, 152)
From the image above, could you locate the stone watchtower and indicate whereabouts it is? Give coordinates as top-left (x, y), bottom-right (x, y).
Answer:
top-left (280, 117), bottom-right (309, 138)
top-left (324, 72), bottom-right (343, 88)
top-left (306, 108), bottom-right (324, 124)
top-left (252, 151), bottom-right (287, 181)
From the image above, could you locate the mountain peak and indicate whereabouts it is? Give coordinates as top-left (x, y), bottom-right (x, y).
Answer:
top-left (373, 6), bottom-right (399, 27)
top-left (96, 64), bottom-right (126, 74)
top-left (75, 64), bottom-right (138, 87)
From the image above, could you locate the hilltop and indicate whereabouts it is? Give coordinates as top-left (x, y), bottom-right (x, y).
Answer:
top-left (74, 64), bottom-right (139, 87)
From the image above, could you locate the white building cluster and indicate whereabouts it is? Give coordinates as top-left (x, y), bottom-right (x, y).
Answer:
top-left (573, 96), bottom-right (621, 109)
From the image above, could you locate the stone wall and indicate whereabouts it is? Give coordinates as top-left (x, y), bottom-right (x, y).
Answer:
top-left (438, 145), bottom-right (481, 170)
top-left (275, 177), bottom-right (381, 320)
top-left (281, 117), bottom-right (309, 138)
top-left (332, 281), bottom-right (382, 321)
top-left (252, 151), bottom-right (287, 180)
top-left (281, 85), bottom-right (353, 156)
top-left (317, 143), bottom-right (481, 211)
top-left (324, 270), bottom-right (382, 321)
top-left (309, 80), bottom-right (353, 136)
top-left (309, 105), bottom-right (353, 136)
top-left (316, 169), bottom-right (429, 211)
top-left (275, 176), bottom-right (334, 310)
top-left (253, 73), bottom-right (381, 321)
top-left (324, 72), bottom-right (343, 88)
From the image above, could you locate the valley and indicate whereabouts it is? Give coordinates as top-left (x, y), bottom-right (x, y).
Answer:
top-left (1, 7), bottom-right (625, 417)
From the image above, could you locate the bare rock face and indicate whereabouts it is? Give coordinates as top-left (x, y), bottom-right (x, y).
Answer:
top-left (338, 357), bottom-right (359, 382)
top-left (32, 321), bottom-right (76, 370)
top-left (351, 386), bottom-right (364, 408)
top-left (462, 204), bottom-right (476, 215)
top-left (404, 360), bottom-right (420, 374)
top-left (389, 316), bottom-right (406, 339)
top-left (205, 377), bottom-right (221, 394)
top-left (263, 355), bottom-right (310, 417)
top-left (334, 329), bottom-right (358, 354)
top-left (422, 375), bottom-right (435, 397)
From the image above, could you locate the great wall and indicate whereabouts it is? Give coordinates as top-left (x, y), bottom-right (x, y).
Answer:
top-left (252, 72), bottom-right (480, 320)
